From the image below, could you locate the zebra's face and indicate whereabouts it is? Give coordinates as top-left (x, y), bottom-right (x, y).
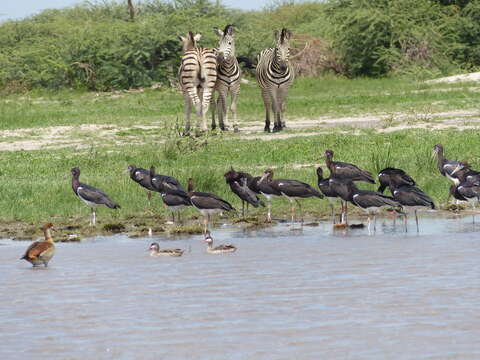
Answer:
top-left (274, 28), bottom-right (292, 72)
top-left (214, 25), bottom-right (235, 63)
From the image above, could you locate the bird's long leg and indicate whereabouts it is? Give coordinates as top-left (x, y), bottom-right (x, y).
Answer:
top-left (289, 198), bottom-right (295, 223)
top-left (404, 213), bottom-right (408, 233)
top-left (415, 209), bottom-right (419, 233)
top-left (147, 191), bottom-right (152, 202)
top-left (295, 199), bottom-right (303, 225)
top-left (246, 203), bottom-right (249, 216)
top-left (367, 215), bottom-right (371, 234)
top-left (242, 201), bottom-right (245, 217)
top-left (374, 214), bottom-right (377, 232)
top-left (203, 216), bottom-right (208, 234)
top-left (267, 200), bottom-right (272, 222)
top-left (330, 203), bottom-right (335, 225)
top-left (172, 212), bottom-right (175, 224)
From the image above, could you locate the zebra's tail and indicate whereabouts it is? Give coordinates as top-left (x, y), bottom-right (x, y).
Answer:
top-left (198, 62), bottom-right (206, 82)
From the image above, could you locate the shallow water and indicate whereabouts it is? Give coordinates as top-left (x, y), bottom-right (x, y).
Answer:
top-left (1, 215), bottom-right (480, 359)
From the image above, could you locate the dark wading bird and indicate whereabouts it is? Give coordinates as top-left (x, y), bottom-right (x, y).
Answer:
top-left (432, 144), bottom-right (470, 185)
top-left (450, 182), bottom-right (480, 222)
top-left (71, 167), bottom-right (120, 226)
top-left (149, 167), bottom-right (190, 224)
top-left (126, 165), bottom-right (156, 201)
top-left (377, 167), bottom-right (415, 194)
top-left (20, 223), bottom-right (55, 267)
top-left (323, 149), bottom-right (375, 225)
top-left (187, 178), bottom-right (235, 233)
top-left (385, 178), bottom-right (435, 232)
top-left (259, 169), bottom-right (323, 224)
top-left (224, 168), bottom-right (264, 217)
top-left (316, 167), bottom-right (341, 224)
top-left (247, 174), bottom-right (283, 222)
top-left (204, 230), bottom-right (237, 254)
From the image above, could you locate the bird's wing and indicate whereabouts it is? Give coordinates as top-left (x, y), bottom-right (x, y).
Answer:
top-left (190, 193), bottom-right (234, 211)
top-left (77, 184), bottom-right (117, 207)
top-left (23, 241), bottom-right (53, 259)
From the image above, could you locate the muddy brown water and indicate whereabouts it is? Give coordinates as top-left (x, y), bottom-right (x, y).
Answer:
top-left (1, 215), bottom-right (479, 359)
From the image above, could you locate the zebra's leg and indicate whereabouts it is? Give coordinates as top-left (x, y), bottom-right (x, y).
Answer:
top-left (218, 90), bottom-right (228, 131)
top-left (261, 88), bottom-right (271, 132)
top-left (211, 91), bottom-right (217, 130)
top-left (271, 89), bottom-right (282, 132)
top-left (231, 84), bottom-right (240, 132)
top-left (183, 94), bottom-right (192, 136)
top-left (278, 87), bottom-right (289, 130)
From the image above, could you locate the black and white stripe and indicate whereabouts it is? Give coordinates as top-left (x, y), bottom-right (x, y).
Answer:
top-left (211, 24), bottom-right (241, 132)
top-left (256, 28), bottom-right (294, 132)
top-left (178, 32), bottom-right (217, 135)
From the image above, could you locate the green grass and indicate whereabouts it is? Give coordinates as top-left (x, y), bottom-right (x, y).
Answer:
top-left (1, 76), bottom-right (479, 131)
top-left (1, 128), bottom-right (480, 225)
top-left (1, 75), bottom-right (480, 234)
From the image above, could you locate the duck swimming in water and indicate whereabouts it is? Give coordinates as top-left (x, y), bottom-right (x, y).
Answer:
top-left (147, 242), bottom-right (184, 257)
top-left (204, 231), bottom-right (237, 254)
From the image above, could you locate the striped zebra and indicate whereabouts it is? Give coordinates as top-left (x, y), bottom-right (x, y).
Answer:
top-left (211, 24), bottom-right (241, 132)
top-left (178, 32), bottom-right (217, 135)
top-left (256, 28), bottom-right (294, 132)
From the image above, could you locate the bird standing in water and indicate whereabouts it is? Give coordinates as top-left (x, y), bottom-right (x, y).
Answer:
top-left (20, 223), bottom-right (56, 267)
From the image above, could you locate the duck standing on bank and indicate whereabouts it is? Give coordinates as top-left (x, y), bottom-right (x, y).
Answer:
top-left (71, 167), bottom-right (121, 226)
top-left (148, 242), bottom-right (184, 257)
top-left (20, 223), bottom-right (56, 267)
top-left (204, 231), bottom-right (236, 254)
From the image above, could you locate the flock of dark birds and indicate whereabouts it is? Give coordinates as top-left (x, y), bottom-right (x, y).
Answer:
top-left (20, 144), bottom-right (480, 266)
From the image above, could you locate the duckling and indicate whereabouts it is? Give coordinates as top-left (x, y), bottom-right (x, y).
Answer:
top-left (204, 231), bottom-right (236, 254)
top-left (20, 223), bottom-right (56, 267)
top-left (148, 242), bottom-right (184, 257)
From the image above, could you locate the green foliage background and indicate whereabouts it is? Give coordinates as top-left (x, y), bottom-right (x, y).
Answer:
top-left (0, 0), bottom-right (479, 91)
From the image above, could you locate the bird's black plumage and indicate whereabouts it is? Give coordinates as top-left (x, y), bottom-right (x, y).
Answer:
top-left (187, 178), bottom-right (235, 212)
top-left (391, 185), bottom-right (435, 209)
top-left (351, 190), bottom-right (400, 210)
top-left (377, 167), bottom-right (415, 194)
top-left (127, 165), bottom-right (156, 192)
top-left (260, 169), bottom-right (323, 199)
top-left (224, 168), bottom-right (265, 209)
top-left (433, 144), bottom-right (470, 184)
top-left (324, 149), bottom-right (375, 184)
top-left (316, 167), bottom-right (338, 198)
top-left (71, 167), bottom-right (120, 209)
top-left (149, 166), bottom-right (186, 194)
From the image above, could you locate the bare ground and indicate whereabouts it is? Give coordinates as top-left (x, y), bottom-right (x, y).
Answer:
top-left (1, 109), bottom-right (480, 151)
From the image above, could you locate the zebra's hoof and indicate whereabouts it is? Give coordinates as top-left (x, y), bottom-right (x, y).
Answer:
top-left (264, 127), bottom-right (271, 133)
top-left (272, 126), bottom-right (282, 133)
top-left (233, 127), bottom-right (239, 133)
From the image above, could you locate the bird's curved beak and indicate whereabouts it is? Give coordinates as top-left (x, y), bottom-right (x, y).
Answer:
top-left (431, 150), bottom-right (437, 159)
top-left (451, 164), bottom-right (462, 175)
top-left (259, 173), bottom-right (268, 183)
top-left (123, 169), bottom-right (130, 174)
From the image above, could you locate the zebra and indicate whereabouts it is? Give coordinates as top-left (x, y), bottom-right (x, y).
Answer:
top-left (211, 24), bottom-right (241, 133)
top-left (178, 32), bottom-right (217, 135)
top-left (256, 28), bottom-right (294, 132)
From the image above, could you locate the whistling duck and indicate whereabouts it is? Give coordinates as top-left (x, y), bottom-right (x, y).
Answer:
top-left (187, 178), bottom-right (235, 233)
top-left (204, 231), bottom-right (236, 254)
top-left (377, 167), bottom-right (415, 194)
top-left (432, 144), bottom-right (470, 185)
top-left (224, 168), bottom-right (264, 216)
top-left (259, 169), bottom-right (323, 224)
top-left (71, 167), bottom-right (120, 226)
top-left (385, 177), bottom-right (435, 232)
top-left (324, 149), bottom-right (375, 183)
top-left (20, 223), bottom-right (55, 267)
top-left (148, 242), bottom-right (184, 257)
top-left (316, 167), bottom-right (341, 224)
top-left (149, 167), bottom-right (191, 224)
top-left (126, 165), bottom-right (156, 201)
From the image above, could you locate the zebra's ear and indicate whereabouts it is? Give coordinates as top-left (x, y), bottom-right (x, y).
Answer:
top-left (193, 33), bottom-right (202, 42)
top-left (178, 35), bottom-right (186, 42)
top-left (281, 28), bottom-right (292, 43)
top-left (213, 27), bottom-right (223, 37)
top-left (273, 29), bottom-right (280, 42)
